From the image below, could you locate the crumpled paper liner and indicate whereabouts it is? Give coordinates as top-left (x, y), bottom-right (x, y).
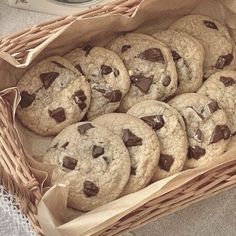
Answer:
top-left (0, 0), bottom-right (236, 235)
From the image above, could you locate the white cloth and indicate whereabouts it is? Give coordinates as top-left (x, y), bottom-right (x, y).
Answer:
top-left (0, 186), bottom-right (36, 236)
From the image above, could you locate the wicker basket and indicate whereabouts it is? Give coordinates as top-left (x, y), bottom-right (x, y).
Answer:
top-left (0, 0), bottom-right (236, 235)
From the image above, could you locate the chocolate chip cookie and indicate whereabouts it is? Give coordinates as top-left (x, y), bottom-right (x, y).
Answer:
top-left (127, 100), bottom-right (188, 180)
top-left (94, 113), bottom-right (160, 195)
top-left (198, 70), bottom-right (236, 148)
top-left (108, 33), bottom-right (177, 111)
top-left (170, 15), bottom-right (236, 78)
top-left (153, 30), bottom-right (205, 94)
top-left (17, 56), bottom-right (91, 136)
top-left (42, 122), bottom-right (131, 211)
top-left (169, 93), bottom-right (231, 168)
top-left (64, 46), bottom-right (130, 120)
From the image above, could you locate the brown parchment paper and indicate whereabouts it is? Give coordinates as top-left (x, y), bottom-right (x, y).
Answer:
top-left (1, 0), bottom-right (236, 235)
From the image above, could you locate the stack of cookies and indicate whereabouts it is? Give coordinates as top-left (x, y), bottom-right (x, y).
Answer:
top-left (16, 15), bottom-right (236, 211)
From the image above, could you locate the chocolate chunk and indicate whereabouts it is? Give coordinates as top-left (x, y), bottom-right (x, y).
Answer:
top-left (158, 154), bottom-right (174, 171)
top-left (220, 76), bottom-right (236, 87)
top-left (51, 61), bottom-right (66, 68)
top-left (209, 125), bottom-right (231, 144)
top-left (114, 68), bottom-right (120, 77)
top-left (72, 90), bottom-right (87, 111)
top-left (19, 91), bottom-right (36, 108)
top-left (203, 76), bottom-right (207, 82)
top-left (122, 129), bottom-right (142, 147)
top-left (131, 166), bottom-right (136, 175)
top-left (162, 75), bottom-right (171, 87)
top-left (83, 45), bottom-right (93, 56)
top-left (62, 156), bottom-right (77, 170)
top-left (130, 74), bottom-right (153, 93)
top-left (203, 20), bottom-right (218, 30)
top-left (61, 142), bottom-right (69, 149)
top-left (75, 64), bottom-right (85, 75)
top-left (208, 101), bottom-right (219, 113)
top-left (78, 123), bottom-right (94, 134)
top-left (93, 87), bottom-right (106, 93)
top-left (121, 45), bottom-right (131, 53)
top-left (232, 131), bottom-right (236, 136)
top-left (40, 72), bottom-right (59, 89)
top-left (215, 54), bottom-right (233, 69)
top-left (52, 143), bottom-right (58, 149)
top-left (194, 129), bottom-right (203, 142)
top-left (103, 156), bottom-right (109, 165)
top-left (103, 90), bottom-right (122, 102)
top-left (141, 115), bottom-right (164, 130)
top-left (83, 180), bottom-right (99, 197)
top-left (171, 50), bottom-right (181, 61)
top-left (101, 65), bottom-right (113, 75)
top-left (92, 145), bottom-right (104, 158)
top-left (187, 146), bottom-right (206, 160)
top-left (48, 107), bottom-right (66, 123)
top-left (138, 48), bottom-right (164, 63)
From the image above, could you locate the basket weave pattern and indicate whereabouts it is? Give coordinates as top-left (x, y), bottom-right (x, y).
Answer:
top-left (0, 0), bottom-right (236, 235)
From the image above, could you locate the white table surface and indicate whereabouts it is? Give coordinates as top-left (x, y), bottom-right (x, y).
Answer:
top-left (0, 1), bottom-right (236, 235)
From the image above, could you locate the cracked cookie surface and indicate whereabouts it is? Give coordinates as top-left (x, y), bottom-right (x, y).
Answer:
top-left (17, 56), bottom-right (91, 136)
top-left (108, 33), bottom-right (177, 111)
top-left (42, 122), bottom-right (131, 211)
top-left (169, 93), bottom-right (231, 168)
top-left (65, 46), bottom-right (130, 119)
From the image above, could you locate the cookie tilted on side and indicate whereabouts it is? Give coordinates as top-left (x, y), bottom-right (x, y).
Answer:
top-left (170, 14), bottom-right (236, 78)
top-left (17, 56), bottom-right (91, 136)
top-left (65, 46), bottom-right (130, 120)
top-left (198, 70), bottom-right (236, 149)
top-left (127, 100), bottom-right (188, 180)
top-left (94, 113), bottom-right (160, 195)
top-left (108, 33), bottom-right (177, 111)
top-left (43, 122), bottom-right (131, 211)
top-left (153, 30), bottom-right (205, 94)
top-left (169, 93), bottom-right (231, 168)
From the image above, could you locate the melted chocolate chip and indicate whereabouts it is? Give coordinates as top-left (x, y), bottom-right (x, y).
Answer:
top-left (72, 90), bottom-right (87, 111)
top-left (122, 129), bottom-right (142, 147)
top-left (19, 91), bottom-right (36, 108)
top-left (131, 166), bottom-right (136, 175)
top-left (92, 145), bottom-right (104, 158)
top-left (232, 131), bottom-right (236, 136)
top-left (103, 90), bottom-right (122, 102)
top-left (141, 115), bottom-right (164, 130)
top-left (220, 76), bottom-right (236, 87)
top-left (162, 76), bottom-right (171, 87)
top-left (78, 123), bottom-right (94, 134)
top-left (209, 125), bottom-right (231, 144)
top-left (75, 64), bottom-right (85, 75)
top-left (208, 101), bottom-right (219, 114)
top-left (138, 48), bottom-right (164, 63)
top-left (159, 154), bottom-right (174, 171)
top-left (48, 107), bottom-right (66, 123)
top-left (83, 180), bottom-right (99, 197)
top-left (51, 61), bottom-right (66, 68)
top-left (203, 76), bottom-right (208, 82)
top-left (187, 146), bottom-right (206, 160)
top-left (61, 142), bottom-right (69, 149)
top-left (83, 45), bottom-right (93, 56)
top-left (62, 156), bottom-right (77, 170)
top-left (194, 129), bottom-right (203, 142)
top-left (215, 54), bottom-right (233, 69)
top-left (40, 72), bottom-right (59, 89)
top-left (171, 50), bottom-right (181, 61)
top-left (114, 68), bottom-right (120, 77)
top-left (122, 45), bottom-right (131, 53)
top-left (101, 65), bottom-right (113, 76)
top-left (203, 20), bottom-right (218, 30)
top-left (130, 74), bottom-right (153, 93)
